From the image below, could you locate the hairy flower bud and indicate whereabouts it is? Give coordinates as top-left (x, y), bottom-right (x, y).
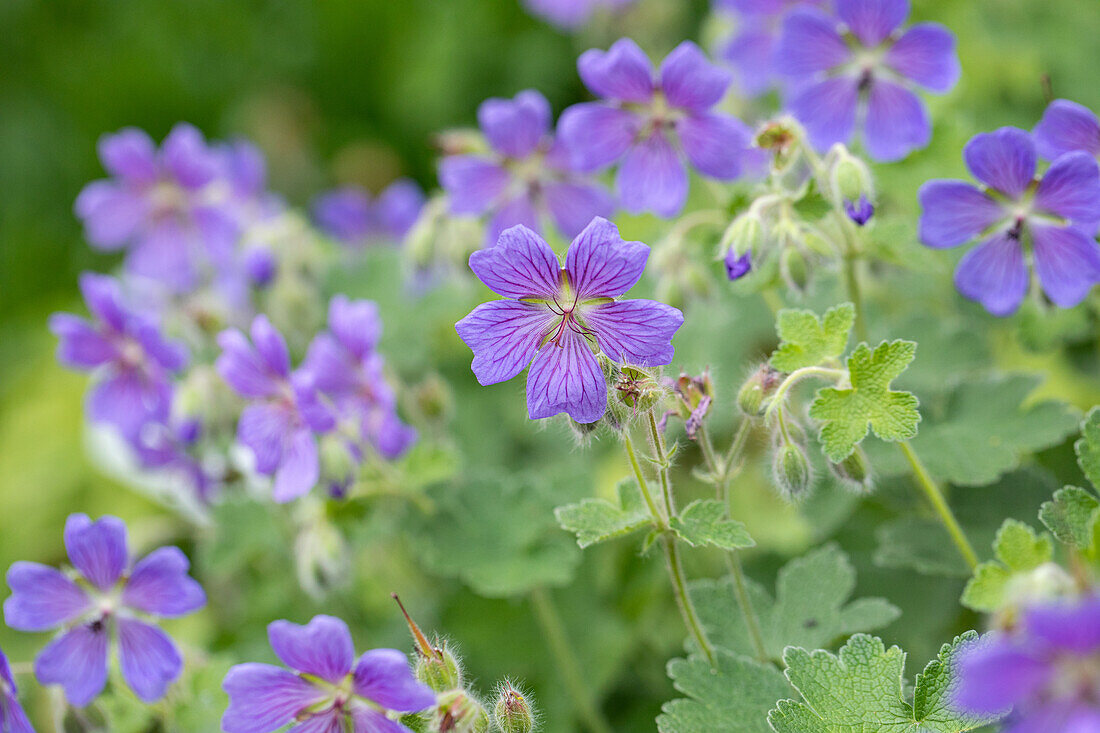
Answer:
top-left (773, 442), bottom-right (812, 501)
top-left (393, 594), bottom-right (465, 692)
top-left (828, 445), bottom-right (873, 493)
top-left (738, 365), bottom-right (781, 417)
top-left (828, 145), bottom-right (875, 205)
top-left (414, 373), bottom-right (453, 423)
top-left (433, 690), bottom-right (489, 733)
top-left (493, 682), bottom-right (536, 733)
top-left (780, 246), bottom-right (809, 293)
top-left (722, 212), bottom-right (763, 258)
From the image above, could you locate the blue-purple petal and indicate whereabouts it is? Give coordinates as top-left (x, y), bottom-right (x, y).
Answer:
top-left (268, 615), bottom-right (355, 683)
top-left (788, 77), bottom-right (860, 152)
top-left (836, 0), bottom-right (909, 46)
top-left (98, 128), bottom-right (159, 183)
top-left (34, 624), bottom-right (109, 707)
top-left (677, 112), bottom-right (752, 180)
top-left (775, 8), bottom-right (850, 77)
top-left (122, 546), bottom-right (207, 617)
top-left (963, 127), bottom-right (1037, 198)
top-left (885, 23), bottom-right (960, 93)
top-left (486, 195), bottom-right (540, 249)
top-left (328, 295), bottom-right (382, 360)
top-left (217, 329), bottom-right (282, 399)
top-left (222, 663), bottom-right (326, 733)
top-left (953, 232), bottom-right (1029, 316)
top-left (1034, 151), bottom-right (1100, 223)
top-left (616, 132), bottom-right (688, 217)
top-left (74, 181), bottom-right (148, 250)
top-left (953, 634), bottom-right (1049, 716)
top-left (64, 513), bottom-right (129, 591)
top-left (438, 156), bottom-right (510, 215)
top-left (117, 618), bottom-right (183, 702)
top-left (352, 648), bottom-right (436, 712)
top-left (313, 187), bottom-right (374, 244)
top-left (542, 181), bottom-right (616, 240)
top-left (161, 122), bottom-right (219, 190)
top-left (917, 180), bottom-right (1004, 248)
top-left (577, 38), bottom-right (654, 103)
top-left (49, 314), bottom-right (117, 370)
top-left (863, 80), bottom-right (931, 162)
top-left (4, 562), bottom-right (92, 631)
top-left (1021, 594), bottom-right (1100, 654)
top-left (658, 41), bottom-right (731, 112)
top-left (478, 90), bottom-right (551, 159)
top-left (468, 225), bottom-right (562, 299)
top-left (272, 427), bottom-right (320, 503)
top-left (582, 299), bottom-right (683, 366)
top-left (564, 217), bottom-right (649, 299)
top-left (557, 103), bottom-right (641, 172)
top-left (526, 328), bottom-right (606, 423)
top-left (455, 301), bottom-right (557, 386)
top-left (1031, 223), bottom-right (1100, 308)
top-left (1034, 99), bottom-right (1100, 160)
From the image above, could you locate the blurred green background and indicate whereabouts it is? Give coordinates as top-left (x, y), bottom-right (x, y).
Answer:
top-left (4, 0), bottom-right (1100, 730)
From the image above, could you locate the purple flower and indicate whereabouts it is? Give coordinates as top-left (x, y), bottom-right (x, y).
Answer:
top-left (455, 218), bottom-right (683, 423)
top-left (953, 594), bottom-right (1100, 732)
top-left (439, 89), bottom-right (614, 247)
top-left (216, 315), bottom-right (336, 502)
top-left (717, 0), bottom-right (828, 98)
top-left (130, 417), bottom-right (219, 502)
top-left (522, 0), bottom-right (635, 29)
top-left (313, 179), bottom-right (426, 246)
top-left (845, 194), bottom-right (874, 225)
top-left (918, 127), bottom-right (1100, 315)
top-left (0, 646), bottom-right (33, 733)
top-left (3, 514), bottom-right (205, 706)
top-left (49, 273), bottom-right (187, 442)
top-left (725, 249), bottom-right (753, 280)
top-left (303, 296), bottom-right (417, 461)
top-left (1034, 98), bottom-right (1100, 161)
top-left (222, 615), bottom-right (435, 733)
top-left (558, 39), bottom-right (754, 217)
top-left (775, 0), bottom-right (959, 161)
top-left (74, 123), bottom-right (244, 292)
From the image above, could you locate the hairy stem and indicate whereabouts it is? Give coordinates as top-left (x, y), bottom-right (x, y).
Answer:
top-left (530, 587), bottom-right (614, 733)
top-left (623, 431), bottom-right (665, 526)
top-left (899, 441), bottom-right (979, 570)
top-left (646, 409), bottom-right (676, 516)
top-left (843, 253), bottom-right (869, 344)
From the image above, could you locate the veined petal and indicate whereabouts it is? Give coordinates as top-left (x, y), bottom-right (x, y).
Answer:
top-left (1035, 151), bottom-right (1100, 223)
top-left (577, 38), bottom-right (655, 103)
top-left (775, 8), bottom-right (850, 77)
top-left (222, 663), bottom-right (326, 733)
top-left (953, 232), bottom-right (1028, 316)
top-left (885, 23), bottom-right (960, 93)
top-left (289, 714), bottom-right (345, 733)
top-left (557, 103), bottom-right (641, 172)
top-left (526, 328), bottom-right (607, 423)
top-left (837, 0), bottom-right (909, 46)
top-left (468, 225), bottom-right (561, 299)
top-left (237, 402), bottom-right (291, 475)
top-left (659, 41), bottom-right (731, 112)
top-left (863, 80), bottom-right (931, 162)
top-left (455, 301), bottom-right (557, 386)
top-left (268, 616), bottom-right (355, 683)
top-left (1034, 99), bottom-right (1100, 160)
top-left (582, 299), bottom-right (683, 366)
top-left (117, 618), bottom-right (183, 702)
top-left (64, 513), bottom-right (128, 591)
top-left (4, 562), bottom-right (92, 631)
top-left (564, 217), bottom-right (649, 299)
top-left (350, 707), bottom-right (410, 733)
top-left (216, 329), bottom-right (282, 399)
top-left (542, 181), bottom-right (616, 240)
top-left (486, 194), bottom-right (540, 249)
top-left (917, 180), bottom-right (1003, 248)
top-left (963, 127), bottom-right (1037, 198)
top-left (49, 314), bottom-right (117, 370)
top-left (616, 132), bottom-right (688, 218)
top-left (98, 127), bottom-right (159, 183)
top-left (677, 112), bottom-right (753, 180)
top-left (34, 624), bottom-right (109, 707)
top-left (272, 427), bottom-right (320, 503)
top-left (478, 90), bottom-right (551, 159)
top-left (352, 648), bottom-right (436, 712)
top-left (250, 315), bottom-right (290, 379)
top-left (788, 77), bottom-right (859, 152)
top-left (122, 546), bottom-right (206, 617)
top-left (1031, 223), bottom-right (1100, 308)
top-left (438, 156), bottom-right (510, 215)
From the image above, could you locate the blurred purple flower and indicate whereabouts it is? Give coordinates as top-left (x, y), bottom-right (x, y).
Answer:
top-left (0, 646), bottom-right (33, 733)
top-left (3, 514), bottom-right (205, 706)
top-left (439, 89), bottom-right (614, 247)
top-left (130, 416), bottom-right (219, 502)
top-left (74, 123), bottom-right (245, 292)
top-left (216, 315), bottom-right (336, 502)
top-left (49, 273), bottom-right (187, 442)
top-left (304, 296), bottom-right (417, 461)
top-left (222, 615), bottom-right (435, 733)
top-left (522, 0), bottom-right (635, 29)
top-left (845, 194), bottom-right (874, 225)
top-left (1034, 98), bottom-right (1100, 161)
top-left (456, 218), bottom-right (683, 423)
top-left (953, 593), bottom-right (1100, 731)
top-left (716, 0), bottom-right (828, 98)
top-left (775, 0), bottom-right (959, 161)
top-left (558, 39), bottom-right (754, 217)
top-left (918, 127), bottom-right (1100, 315)
top-left (725, 248), bottom-right (753, 280)
top-left (313, 179), bottom-right (426, 246)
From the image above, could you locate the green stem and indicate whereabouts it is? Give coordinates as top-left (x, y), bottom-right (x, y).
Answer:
top-left (647, 409), bottom-right (677, 516)
top-left (763, 366), bottom-right (846, 425)
top-left (623, 431), bottom-right (665, 526)
top-left (724, 552), bottom-right (769, 663)
top-left (530, 588), bottom-right (614, 733)
top-left (662, 533), bottom-right (718, 666)
top-left (843, 253), bottom-right (869, 344)
top-left (899, 441), bottom-right (979, 570)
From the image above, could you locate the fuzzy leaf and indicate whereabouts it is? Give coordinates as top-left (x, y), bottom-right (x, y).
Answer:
top-left (671, 499), bottom-right (755, 550)
top-left (1076, 407), bottom-right (1100, 490)
top-left (770, 303), bottom-right (855, 373)
top-left (658, 650), bottom-right (792, 733)
top-left (692, 544), bottom-right (898, 660)
top-left (768, 632), bottom-right (998, 732)
top-left (809, 340), bottom-right (920, 462)
top-left (555, 478), bottom-right (653, 549)
top-left (1039, 486), bottom-right (1100, 549)
top-left (961, 520), bottom-right (1053, 612)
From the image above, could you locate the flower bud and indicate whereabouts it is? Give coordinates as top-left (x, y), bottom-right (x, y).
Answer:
top-left (433, 690), bottom-right (489, 733)
top-left (844, 195), bottom-right (874, 226)
top-left (393, 594), bottom-right (465, 692)
top-left (779, 246), bottom-right (808, 293)
top-left (414, 373), bottom-right (453, 423)
top-left (772, 442), bottom-right (812, 501)
top-left (319, 434), bottom-right (358, 489)
top-left (244, 246), bottom-right (278, 288)
top-left (737, 365), bottom-right (781, 417)
top-left (828, 445), bottom-right (873, 493)
top-left (493, 682), bottom-right (536, 733)
top-left (725, 247), bottom-right (752, 281)
top-left (721, 212), bottom-right (763, 258)
top-left (828, 145), bottom-right (874, 204)
top-left (755, 118), bottom-right (803, 171)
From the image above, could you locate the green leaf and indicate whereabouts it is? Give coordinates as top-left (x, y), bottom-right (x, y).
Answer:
top-left (961, 520), bottom-right (1053, 612)
top-left (809, 340), bottom-right (920, 462)
top-left (1076, 406), bottom-right (1100, 491)
top-left (692, 544), bottom-right (898, 660)
top-left (657, 650), bottom-right (792, 733)
top-left (1039, 486), bottom-right (1100, 549)
top-left (768, 632), bottom-right (999, 732)
top-left (670, 499), bottom-right (755, 550)
top-left (555, 478), bottom-right (653, 549)
top-left (770, 303), bottom-right (855, 373)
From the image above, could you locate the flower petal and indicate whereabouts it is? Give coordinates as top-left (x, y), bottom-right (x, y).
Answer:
top-left (375, 178), bottom-right (425, 239)
top-left (468, 225), bottom-right (561, 299)
top-left (917, 180), bottom-right (1003, 248)
top-left (222, 663), bottom-right (326, 733)
top-left (557, 103), bottom-right (642, 172)
top-left (542, 181), bottom-right (616, 240)
top-left (64, 514), bottom-right (128, 591)
top-left (863, 80), bottom-right (931, 162)
top-left (87, 370), bottom-right (171, 441)
top-left (582, 299), bottom-right (683, 366)
top-left (353, 648), bottom-right (436, 712)
top-left (953, 635), bottom-right (1049, 715)
top-left (49, 314), bottom-right (117, 369)
top-left (953, 233), bottom-right (1028, 316)
top-left (350, 707), bottom-right (410, 733)
top-left (273, 427), bottom-right (320, 503)
top-left (328, 295), bottom-right (382, 360)
top-left (564, 217), bottom-right (649, 299)
top-left (1034, 99), bottom-right (1100, 160)
top-left (313, 187), bottom-right (374, 243)
top-left (577, 38), bottom-right (654, 103)
top-left (217, 329), bottom-right (282, 399)
top-left (161, 123), bottom-right (219, 189)
top-left (963, 127), bottom-right (1036, 198)
top-left (117, 618), bottom-right (182, 702)
top-left (836, 0), bottom-right (909, 46)
top-left (526, 329), bottom-right (606, 423)
top-left (3, 562), bottom-right (92, 631)
top-left (238, 402), bottom-right (291, 475)
top-left (659, 41), bottom-right (731, 112)
top-left (78, 272), bottom-right (129, 333)
top-left (289, 714), bottom-right (345, 733)
top-left (438, 156), bottom-right (510, 215)
top-left (74, 181), bottom-right (148, 250)
top-left (98, 127), bottom-right (159, 183)
top-left (486, 194), bottom-right (540, 249)
top-left (455, 301), bottom-right (557, 386)
top-left (1031, 223), bottom-right (1100, 308)
top-left (788, 77), bottom-right (859, 152)
top-left (1022, 594), bottom-right (1100, 654)
top-left (249, 315), bottom-right (290, 379)
top-left (122, 546), bottom-right (206, 617)
top-left (268, 616), bottom-right (355, 683)
top-left (775, 8), bottom-right (850, 77)
top-left (677, 112), bottom-right (753, 180)
top-left (616, 132), bottom-right (688, 218)
top-left (34, 624), bottom-right (109, 707)
top-left (721, 26), bottom-right (777, 98)
top-left (1035, 151), bottom-right (1100, 223)
top-left (885, 23), bottom-right (960, 93)
top-left (478, 90), bottom-right (550, 159)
